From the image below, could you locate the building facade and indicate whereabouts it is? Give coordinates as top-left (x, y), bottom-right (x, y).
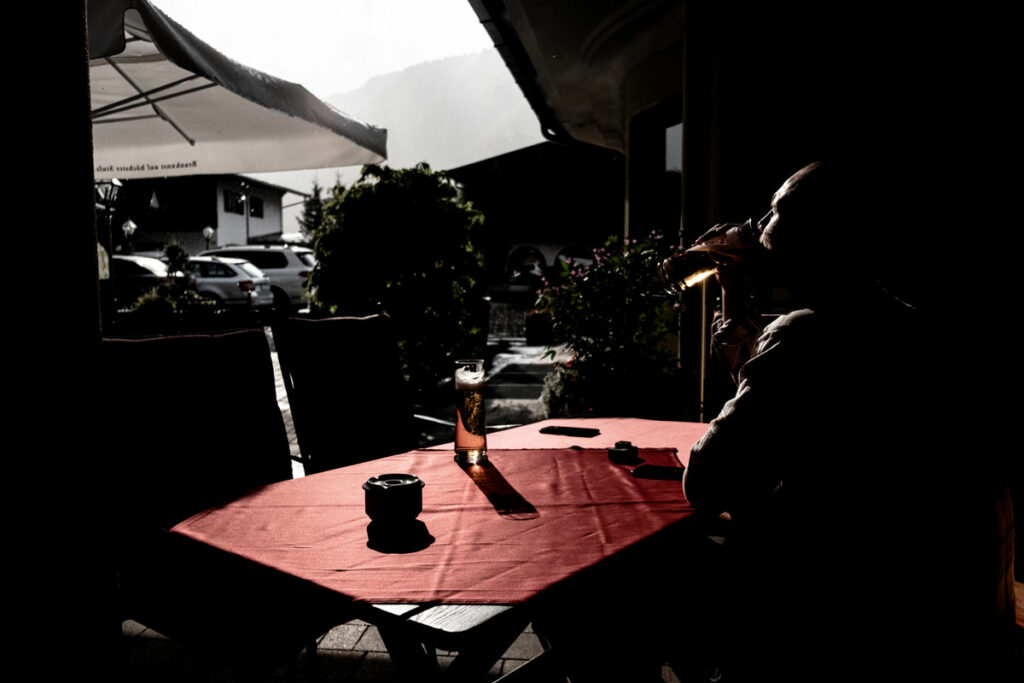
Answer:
top-left (96, 174), bottom-right (302, 257)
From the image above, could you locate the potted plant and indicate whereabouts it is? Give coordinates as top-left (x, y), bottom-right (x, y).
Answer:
top-left (308, 163), bottom-right (488, 402)
top-left (534, 230), bottom-right (686, 419)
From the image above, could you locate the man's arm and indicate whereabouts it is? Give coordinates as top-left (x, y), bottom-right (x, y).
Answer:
top-left (711, 263), bottom-right (762, 385)
top-left (683, 322), bottom-right (788, 516)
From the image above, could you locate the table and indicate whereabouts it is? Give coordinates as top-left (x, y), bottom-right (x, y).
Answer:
top-left (171, 417), bottom-right (708, 681)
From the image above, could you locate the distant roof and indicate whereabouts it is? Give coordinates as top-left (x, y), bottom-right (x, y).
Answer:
top-left (234, 175), bottom-right (309, 198)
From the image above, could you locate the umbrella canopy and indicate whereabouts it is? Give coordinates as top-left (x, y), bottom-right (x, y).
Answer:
top-left (88, 0), bottom-right (387, 180)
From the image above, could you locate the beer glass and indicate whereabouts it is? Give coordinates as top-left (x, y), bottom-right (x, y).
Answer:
top-left (454, 358), bottom-right (487, 464)
top-left (658, 216), bottom-right (766, 294)
top-left (657, 251), bottom-right (719, 294)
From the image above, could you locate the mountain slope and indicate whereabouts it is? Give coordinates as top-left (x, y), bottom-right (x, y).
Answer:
top-left (331, 49), bottom-right (545, 173)
top-left (252, 48), bottom-right (545, 228)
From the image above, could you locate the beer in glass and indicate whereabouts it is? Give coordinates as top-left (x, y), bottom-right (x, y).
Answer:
top-left (454, 359), bottom-right (487, 464)
top-left (658, 218), bottom-right (764, 294)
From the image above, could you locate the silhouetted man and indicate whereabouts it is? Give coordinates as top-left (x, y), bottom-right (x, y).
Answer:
top-left (683, 162), bottom-right (1016, 682)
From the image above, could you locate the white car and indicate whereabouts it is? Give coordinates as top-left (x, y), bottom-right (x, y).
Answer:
top-left (188, 256), bottom-right (274, 309)
top-left (110, 254), bottom-right (172, 309)
top-left (199, 245), bottom-right (315, 313)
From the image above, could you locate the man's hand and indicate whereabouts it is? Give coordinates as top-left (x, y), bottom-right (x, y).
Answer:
top-left (715, 262), bottom-right (748, 321)
top-left (694, 222), bottom-right (733, 245)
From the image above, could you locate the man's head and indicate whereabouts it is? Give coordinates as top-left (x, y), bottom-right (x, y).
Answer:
top-left (757, 161), bottom-right (865, 302)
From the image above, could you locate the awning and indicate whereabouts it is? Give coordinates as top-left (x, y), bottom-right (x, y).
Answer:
top-left (88, 0), bottom-right (387, 180)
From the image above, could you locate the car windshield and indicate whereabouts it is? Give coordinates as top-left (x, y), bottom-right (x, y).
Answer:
top-left (239, 262), bottom-right (265, 278)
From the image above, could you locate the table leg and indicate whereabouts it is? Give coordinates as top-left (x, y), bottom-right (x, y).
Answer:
top-left (438, 621), bottom-right (525, 682)
top-left (375, 605), bottom-right (534, 683)
top-left (377, 626), bottom-right (440, 681)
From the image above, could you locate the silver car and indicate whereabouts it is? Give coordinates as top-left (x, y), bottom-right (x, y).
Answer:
top-left (198, 245), bottom-right (315, 313)
top-left (188, 256), bottom-right (274, 309)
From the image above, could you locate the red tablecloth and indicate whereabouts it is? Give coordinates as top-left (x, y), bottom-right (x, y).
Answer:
top-left (455, 418), bottom-right (705, 465)
top-left (173, 422), bottom-right (706, 605)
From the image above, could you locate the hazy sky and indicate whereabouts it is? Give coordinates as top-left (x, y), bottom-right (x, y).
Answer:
top-left (150, 0), bottom-right (495, 98)
top-left (143, 0), bottom-right (534, 227)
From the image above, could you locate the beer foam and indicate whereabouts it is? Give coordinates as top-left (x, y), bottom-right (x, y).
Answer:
top-left (455, 367), bottom-right (484, 390)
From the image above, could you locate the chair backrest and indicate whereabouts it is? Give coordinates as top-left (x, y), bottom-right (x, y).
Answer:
top-left (273, 314), bottom-right (418, 474)
top-left (99, 328), bottom-right (293, 535)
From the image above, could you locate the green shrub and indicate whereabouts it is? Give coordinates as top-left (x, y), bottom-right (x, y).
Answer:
top-left (124, 243), bottom-right (223, 334)
top-left (132, 286), bottom-right (177, 324)
top-left (534, 230), bottom-right (683, 418)
top-left (309, 163), bottom-right (487, 399)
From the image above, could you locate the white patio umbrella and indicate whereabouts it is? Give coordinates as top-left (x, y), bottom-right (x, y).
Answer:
top-left (88, 0), bottom-right (387, 180)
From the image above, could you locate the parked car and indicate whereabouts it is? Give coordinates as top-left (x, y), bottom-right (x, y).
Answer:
top-left (110, 254), bottom-right (172, 309)
top-left (198, 245), bottom-right (315, 312)
top-left (188, 256), bottom-right (274, 309)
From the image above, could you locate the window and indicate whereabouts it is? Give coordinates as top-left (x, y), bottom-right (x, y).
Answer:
top-left (192, 261), bottom-right (239, 278)
top-left (224, 191), bottom-right (244, 215)
top-left (665, 123), bottom-right (682, 172)
top-left (224, 190), bottom-right (264, 218)
top-left (220, 250), bottom-right (287, 270)
top-left (248, 196), bottom-right (264, 218)
top-left (238, 262), bottom-right (264, 278)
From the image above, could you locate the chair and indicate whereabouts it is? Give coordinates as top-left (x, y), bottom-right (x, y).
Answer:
top-left (273, 313), bottom-right (419, 475)
top-left (100, 329), bottom-right (293, 526)
top-left (100, 328), bottom-right (344, 678)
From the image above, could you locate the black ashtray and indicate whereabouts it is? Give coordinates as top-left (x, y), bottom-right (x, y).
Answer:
top-left (363, 473), bottom-right (425, 524)
top-left (608, 440), bottom-right (642, 465)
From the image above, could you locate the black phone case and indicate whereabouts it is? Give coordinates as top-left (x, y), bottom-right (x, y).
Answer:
top-left (539, 426), bottom-right (601, 437)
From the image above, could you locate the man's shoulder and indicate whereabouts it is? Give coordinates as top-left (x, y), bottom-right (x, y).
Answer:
top-left (761, 308), bottom-right (819, 338)
top-left (747, 309), bottom-right (820, 364)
